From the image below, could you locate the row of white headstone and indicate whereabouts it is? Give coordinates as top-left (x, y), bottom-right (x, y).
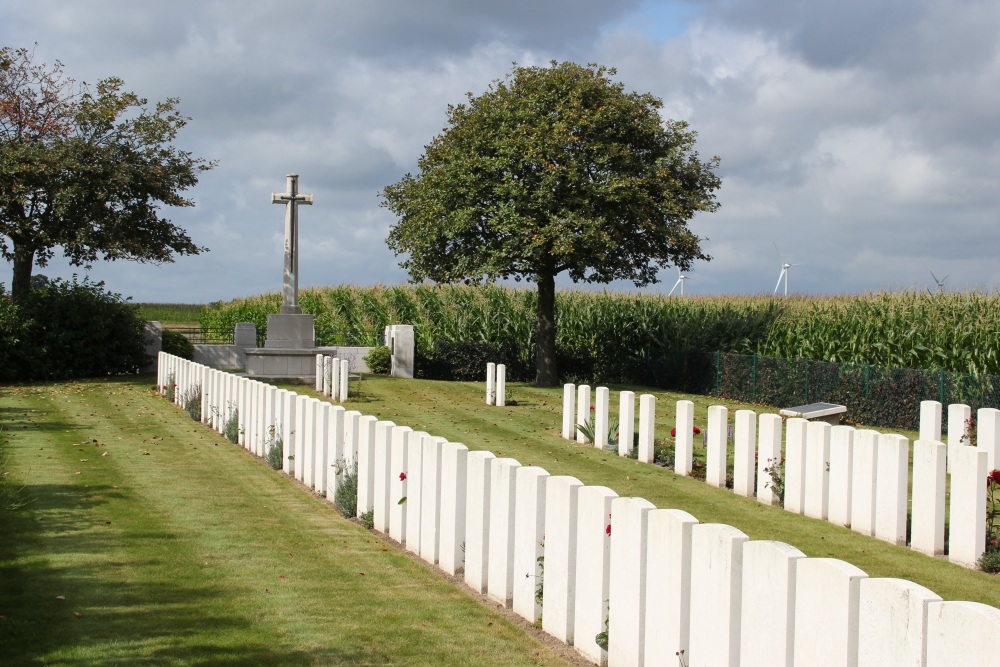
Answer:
top-left (315, 354), bottom-right (351, 402)
top-left (561, 384), bottom-right (996, 568)
top-left (485, 362), bottom-right (506, 406)
top-left (158, 353), bottom-right (1000, 666)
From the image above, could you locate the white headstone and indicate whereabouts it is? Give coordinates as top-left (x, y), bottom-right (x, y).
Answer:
top-left (919, 399), bottom-right (942, 442)
top-left (911, 439), bottom-right (946, 556)
top-left (857, 578), bottom-right (941, 667)
top-left (438, 442), bottom-right (469, 575)
top-left (793, 558), bottom-right (868, 667)
top-left (576, 385), bottom-right (592, 444)
top-left (281, 390), bottom-right (297, 475)
top-left (419, 435), bottom-right (445, 565)
top-left (783, 418), bottom-right (808, 513)
top-left (313, 401), bottom-right (330, 495)
top-left (828, 425), bottom-right (855, 527)
top-left (404, 431), bottom-right (426, 555)
top-left (487, 457), bottom-right (521, 608)
top-left (756, 413), bottom-right (783, 506)
top-left (595, 386), bottom-right (610, 449)
top-left (977, 407), bottom-right (1000, 471)
top-left (331, 357), bottom-right (341, 401)
top-left (339, 359), bottom-right (349, 401)
top-left (739, 541), bottom-right (805, 667)
top-left (689, 523), bottom-right (748, 667)
top-left (733, 410), bottom-right (756, 497)
top-left (608, 496), bottom-right (655, 667)
top-left (355, 415), bottom-right (378, 516)
top-left (675, 400), bottom-right (695, 476)
top-left (486, 362), bottom-right (496, 405)
top-left (325, 406), bottom-right (345, 501)
top-left (388, 425), bottom-right (412, 543)
top-left (574, 485), bottom-right (617, 666)
top-left (464, 451), bottom-right (496, 593)
top-left (851, 429), bottom-right (880, 536)
top-left (371, 420), bottom-right (396, 533)
top-left (949, 446), bottom-right (988, 567)
top-left (541, 475), bottom-right (584, 643)
top-left (803, 420), bottom-right (831, 520)
top-left (562, 384), bottom-right (576, 440)
top-left (323, 355), bottom-right (333, 397)
top-left (946, 403), bottom-right (971, 474)
top-left (315, 354), bottom-right (324, 392)
top-left (643, 508), bottom-right (697, 665)
top-left (706, 405), bottom-right (729, 487)
top-left (293, 394), bottom-right (309, 482)
top-left (512, 466), bottom-right (549, 622)
top-left (495, 363), bottom-right (506, 407)
top-left (618, 391), bottom-right (635, 457)
top-left (926, 601), bottom-right (1000, 666)
top-left (874, 434), bottom-right (908, 545)
top-left (638, 394), bottom-right (656, 463)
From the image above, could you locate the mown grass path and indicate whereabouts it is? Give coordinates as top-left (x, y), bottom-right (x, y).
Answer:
top-left (341, 376), bottom-right (1000, 608)
top-left (0, 377), bottom-right (574, 666)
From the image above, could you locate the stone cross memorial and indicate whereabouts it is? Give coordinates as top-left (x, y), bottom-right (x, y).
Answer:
top-left (272, 173), bottom-right (313, 315)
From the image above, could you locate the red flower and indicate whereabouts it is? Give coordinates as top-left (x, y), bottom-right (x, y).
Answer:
top-left (605, 523), bottom-right (611, 536)
top-left (988, 470), bottom-right (1000, 486)
top-left (693, 426), bottom-right (701, 435)
top-left (670, 426), bottom-right (702, 437)
top-left (399, 472), bottom-right (407, 481)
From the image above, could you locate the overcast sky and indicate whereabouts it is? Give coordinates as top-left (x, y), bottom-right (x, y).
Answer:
top-left (3, 0), bottom-right (998, 302)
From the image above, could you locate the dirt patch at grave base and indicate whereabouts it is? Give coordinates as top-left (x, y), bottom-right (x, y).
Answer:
top-left (374, 531), bottom-right (596, 667)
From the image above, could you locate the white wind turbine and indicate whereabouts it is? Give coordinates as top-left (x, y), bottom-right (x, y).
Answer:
top-left (669, 268), bottom-right (690, 296)
top-left (929, 270), bottom-right (949, 293)
top-left (772, 243), bottom-right (801, 297)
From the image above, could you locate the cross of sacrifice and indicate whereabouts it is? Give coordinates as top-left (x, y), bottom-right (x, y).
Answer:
top-left (271, 173), bottom-right (313, 314)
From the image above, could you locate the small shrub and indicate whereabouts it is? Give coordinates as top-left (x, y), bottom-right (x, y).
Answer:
top-left (654, 440), bottom-right (675, 467)
top-left (222, 404), bottom-right (240, 444)
top-left (334, 460), bottom-right (359, 518)
top-left (764, 457), bottom-right (786, 503)
top-left (164, 372), bottom-right (176, 403)
top-left (978, 549), bottom-right (1000, 574)
top-left (183, 384), bottom-right (202, 421)
top-left (359, 510), bottom-right (374, 530)
top-left (161, 328), bottom-right (194, 360)
top-left (265, 425), bottom-right (283, 470)
top-left (364, 346), bottom-right (391, 374)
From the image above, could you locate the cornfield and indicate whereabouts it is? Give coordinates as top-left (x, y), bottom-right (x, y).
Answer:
top-left (199, 286), bottom-right (1000, 378)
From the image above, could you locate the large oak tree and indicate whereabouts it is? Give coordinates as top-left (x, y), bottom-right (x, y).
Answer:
top-left (382, 61), bottom-right (721, 386)
top-left (0, 46), bottom-right (215, 301)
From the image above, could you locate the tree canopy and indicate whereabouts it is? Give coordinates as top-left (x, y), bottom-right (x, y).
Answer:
top-left (382, 61), bottom-right (721, 386)
top-left (0, 46), bottom-right (215, 301)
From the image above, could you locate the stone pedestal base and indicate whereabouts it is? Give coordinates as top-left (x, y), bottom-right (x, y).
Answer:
top-left (245, 348), bottom-right (320, 380)
top-left (265, 313), bottom-right (315, 349)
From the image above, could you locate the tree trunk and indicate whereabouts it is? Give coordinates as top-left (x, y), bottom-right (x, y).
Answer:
top-left (535, 272), bottom-right (558, 387)
top-left (10, 244), bottom-right (35, 303)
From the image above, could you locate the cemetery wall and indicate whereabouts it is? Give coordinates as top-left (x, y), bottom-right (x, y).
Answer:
top-left (157, 352), bottom-right (1000, 666)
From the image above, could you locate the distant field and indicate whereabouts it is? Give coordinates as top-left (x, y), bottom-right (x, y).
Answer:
top-left (135, 303), bottom-right (205, 326)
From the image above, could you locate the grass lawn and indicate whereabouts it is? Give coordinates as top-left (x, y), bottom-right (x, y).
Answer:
top-left (335, 375), bottom-right (1000, 608)
top-left (135, 303), bottom-right (205, 327)
top-left (0, 377), bottom-right (577, 666)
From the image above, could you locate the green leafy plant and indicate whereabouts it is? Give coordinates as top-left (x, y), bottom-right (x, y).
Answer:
top-left (183, 384), bottom-right (201, 421)
top-left (222, 403), bottom-right (240, 444)
top-left (764, 457), bottom-right (786, 503)
top-left (364, 345), bottom-right (391, 375)
top-left (577, 414), bottom-right (620, 447)
top-left (981, 469), bottom-right (1000, 573)
top-left (595, 609), bottom-right (609, 652)
top-left (164, 372), bottom-right (176, 403)
top-left (334, 459), bottom-right (359, 519)
top-left (359, 510), bottom-right (374, 530)
top-left (161, 328), bottom-right (194, 360)
top-left (265, 425), bottom-right (283, 470)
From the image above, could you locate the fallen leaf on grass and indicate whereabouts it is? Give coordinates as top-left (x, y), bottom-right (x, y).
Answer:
top-left (102, 451), bottom-right (108, 457)
top-left (73, 612), bottom-right (83, 618)
top-left (55, 596), bottom-right (65, 601)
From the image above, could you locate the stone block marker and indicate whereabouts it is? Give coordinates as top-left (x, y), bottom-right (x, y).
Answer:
top-left (794, 558), bottom-right (867, 667)
top-left (487, 457), bottom-right (521, 608)
top-left (946, 403), bottom-right (970, 473)
top-left (486, 362), bottom-right (496, 405)
top-left (313, 402), bottom-right (330, 495)
top-left (643, 509), bottom-right (697, 665)
top-left (857, 578), bottom-right (941, 667)
top-left (495, 364), bottom-right (506, 407)
top-left (706, 405), bottom-right (728, 487)
top-left (911, 439), bottom-right (946, 556)
top-left (638, 394), bottom-right (656, 463)
top-left (804, 420), bottom-right (831, 520)
top-left (919, 399), bottom-right (942, 442)
top-left (388, 425), bottom-right (411, 543)
top-left (608, 497), bottom-right (655, 667)
top-left (301, 398), bottom-right (319, 489)
top-left (733, 409), bottom-right (756, 497)
top-left (331, 358), bottom-right (341, 401)
top-left (828, 425), bottom-right (855, 527)
top-left (342, 410), bottom-right (362, 470)
top-left (576, 384), bottom-right (591, 444)
top-left (926, 601), bottom-right (1000, 667)
top-left (438, 442), bottom-right (469, 576)
top-left (949, 446), bottom-right (988, 567)
top-left (851, 429), bottom-right (880, 536)
top-left (512, 466), bottom-right (549, 623)
top-left (675, 399), bottom-right (695, 476)
top-left (756, 413), bottom-right (783, 506)
top-left (594, 386), bottom-right (610, 450)
top-left (387, 324), bottom-right (415, 378)
top-left (977, 406), bottom-right (1000, 471)
top-left (783, 417), bottom-right (808, 514)
top-left (541, 476), bottom-right (583, 644)
top-left (419, 436), bottom-right (445, 565)
top-left (689, 523), bottom-right (748, 667)
top-left (280, 390), bottom-right (296, 475)
top-left (618, 391), bottom-right (635, 458)
top-left (573, 485), bottom-right (617, 666)
top-left (464, 451), bottom-right (496, 593)
top-left (739, 541), bottom-right (805, 667)
top-left (404, 431), bottom-right (426, 555)
top-left (561, 384), bottom-right (576, 440)
top-left (874, 434), bottom-right (909, 545)
top-left (355, 415), bottom-right (378, 517)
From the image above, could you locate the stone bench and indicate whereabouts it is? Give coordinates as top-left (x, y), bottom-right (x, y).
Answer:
top-left (779, 402), bottom-right (847, 425)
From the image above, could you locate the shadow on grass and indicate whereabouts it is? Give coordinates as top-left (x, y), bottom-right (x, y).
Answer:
top-left (0, 480), bottom-right (372, 666)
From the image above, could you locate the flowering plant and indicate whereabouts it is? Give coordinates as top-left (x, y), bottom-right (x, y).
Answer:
top-left (670, 426), bottom-right (701, 438)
